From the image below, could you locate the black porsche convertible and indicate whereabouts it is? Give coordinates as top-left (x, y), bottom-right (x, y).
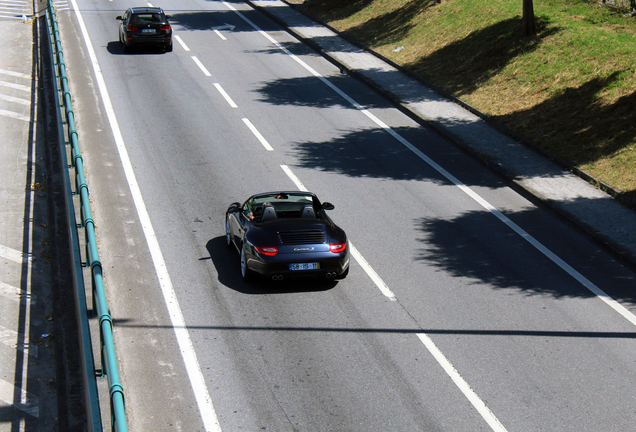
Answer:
top-left (225, 192), bottom-right (350, 281)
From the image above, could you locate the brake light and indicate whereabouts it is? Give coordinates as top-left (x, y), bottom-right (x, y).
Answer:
top-left (329, 243), bottom-right (346, 253)
top-left (126, 24), bottom-right (138, 31)
top-left (160, 24), bottom-right (171, 31)
top-left (255, 246), bottom-right (278, 256)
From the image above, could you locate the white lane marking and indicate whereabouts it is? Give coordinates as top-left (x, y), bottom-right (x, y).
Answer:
top-left (280, 164), bottom-right (307, 191)
top-left (0, 379), bottom-right (39, 418)
top-left (212, 24), bottom-right (235, 40)
top-left (0, 80), bottom-right (30, 92)
top-left (0, 1), bottom-right (29, 5)
top-left (0, 108), bottom-right (29, 122)
top-left (0, 281), bottom-right (33, 302)
top-left (0, 244), bottom-right (31, 263)
top-left (191, 56), bottom-right (212, 77)
top-left (69, 1), bottom-right (222, 430)
top-left (417, 333), bottom-right (507, 432)
top-left (0, 68), bottom-right (31, 79)
top-left (1, 281), bottom-right (22, 297)
top-left (243, 118), bottom-right (273, 151)
top-left (226, 1), bottom-right (636, 329)
top-left (0, 93), bottom-right (30, 105)
top-left (279, 164), bottom-right (502, 429)
top-left (211, 23), bottom-right (235, 31)
top-left (280, 165), bottom-right (397, 300)
top-left (348, 243), bottom-right (396, 300)
top-left (0, 325), bottom-right (37, 357)
top-left (213, 83), bottom-right (237, 108)
top-left (174, 35), bottom-right (190, 51)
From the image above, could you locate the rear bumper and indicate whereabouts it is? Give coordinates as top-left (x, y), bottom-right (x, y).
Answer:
top-left (126, 33), bottom-right (171, 46)
top-left (246, 249), bottom-right (350, 279)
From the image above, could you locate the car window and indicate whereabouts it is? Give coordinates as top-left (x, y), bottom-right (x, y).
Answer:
top-left (131, 13), bottom-right (164, 25)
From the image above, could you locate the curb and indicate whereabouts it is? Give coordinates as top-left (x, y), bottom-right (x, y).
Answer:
top-left (245, 0), bottom-right (636, 268)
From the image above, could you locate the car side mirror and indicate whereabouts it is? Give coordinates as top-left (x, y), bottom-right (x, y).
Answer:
top-left (165, 15), bottom-right (171, 19)
top-left (227, 202), bottom-right (240, 214)
top-left (322, 202), bottom-right (335, 210)
top-left (116, 16), bottom-right (122, 20)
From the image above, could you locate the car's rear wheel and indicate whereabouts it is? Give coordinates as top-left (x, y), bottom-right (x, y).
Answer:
top-left (240, 247), bottom-right (252, 282)
top-left (165, 41), bottom-right (173, 52)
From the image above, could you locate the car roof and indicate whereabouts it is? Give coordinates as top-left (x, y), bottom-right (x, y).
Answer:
top-left (129, 7), bottom-right (165, 14)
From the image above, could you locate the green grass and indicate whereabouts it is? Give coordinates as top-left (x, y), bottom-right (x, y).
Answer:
top-left (294, 0), bottom-right (636, 201)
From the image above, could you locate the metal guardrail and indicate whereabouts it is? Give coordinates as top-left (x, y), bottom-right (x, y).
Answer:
top-left (45, 3), bottom-right (128, 431)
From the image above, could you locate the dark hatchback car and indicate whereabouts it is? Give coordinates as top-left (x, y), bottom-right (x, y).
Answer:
top-left (116, 7), bottom-right (172, 52)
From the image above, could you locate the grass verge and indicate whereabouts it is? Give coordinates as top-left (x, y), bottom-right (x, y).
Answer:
top-left (293, 0), bottom-right (636, 201)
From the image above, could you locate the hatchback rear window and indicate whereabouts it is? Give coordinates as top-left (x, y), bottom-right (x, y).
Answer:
top-left (131, 13), bottom-right (165, 25)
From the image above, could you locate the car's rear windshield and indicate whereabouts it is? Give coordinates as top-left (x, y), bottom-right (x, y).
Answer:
top-left (131, 13), bottom-right (165, 25)
top-left (250, 194), bottom-right (314, 207)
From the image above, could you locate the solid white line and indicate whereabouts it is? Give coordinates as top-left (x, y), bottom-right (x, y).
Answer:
top-left (417, 333), bottom-right (507, 432)
top-left (174, 35), bottom-right (190, 51)
top-left (69, 1), bottom-right (222, 430)
top-left (213, 83), bottom-right (237, 108)
top-left (213, 29), bottom-right (226, 40)
top-left (243, 118), bottom-right (273, 151)
top-left (191, 56), bottom-right (211, 77)
top-left (226, 0), bottom-right (636, 329)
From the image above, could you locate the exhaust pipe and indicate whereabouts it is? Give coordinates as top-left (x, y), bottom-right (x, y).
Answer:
top-left (326, 272), bottom-right (337, 279)
top-left (272, 275), bottom-right (284, 281)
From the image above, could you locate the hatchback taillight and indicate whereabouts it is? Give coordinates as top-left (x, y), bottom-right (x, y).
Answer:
top-left (126, 24), bottom-right (138, 31)
top-left (160, 24), bottom-right (171, 31)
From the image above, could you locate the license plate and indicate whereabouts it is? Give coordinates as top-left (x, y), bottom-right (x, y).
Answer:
top-left (289, 262), bottom-right (319, 271)
top-left (141, 29), bottom-right (156, 33)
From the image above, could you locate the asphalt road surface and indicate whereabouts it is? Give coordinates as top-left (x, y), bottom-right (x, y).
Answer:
top-left (54, 1), bottom-right (636, 431)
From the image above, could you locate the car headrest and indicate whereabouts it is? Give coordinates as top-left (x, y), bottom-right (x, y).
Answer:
top-left (301, 205), bottom-right (316, 219)
top-left (260, 204), bottom-right (277, 222)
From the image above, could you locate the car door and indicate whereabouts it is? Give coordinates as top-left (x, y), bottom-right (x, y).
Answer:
top-left (236, 202), bottom-right (254, 246)
top-left (119, 10), bottom-right (130, 41)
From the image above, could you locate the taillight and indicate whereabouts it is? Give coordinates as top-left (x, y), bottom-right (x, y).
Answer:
top-left (329, 243), bottom-right (346, 253)
top-left (160, 24), bottom-right (171, 31)
top-left (254, 246), bottom-right (278, 256)
top-left (126, 24), bottom-right (138, 31)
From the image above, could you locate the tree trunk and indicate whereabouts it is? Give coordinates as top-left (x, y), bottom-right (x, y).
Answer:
top-left (522, 0), bottom-right (537, 36)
